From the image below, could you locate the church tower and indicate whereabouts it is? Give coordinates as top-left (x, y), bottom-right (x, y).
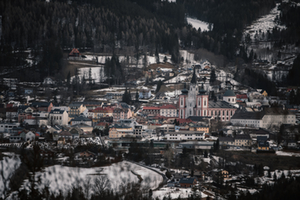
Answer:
top-left (196, 83), bottom-right (209, 116)
top-left (186, 69), bottom-right (198, 118)
top-left (179, 83), bottom-right (188, 119)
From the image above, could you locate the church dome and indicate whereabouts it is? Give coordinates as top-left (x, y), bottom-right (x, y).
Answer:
top-left (181, 88), bottom-right (188, 95)
top-left (223, 90), bottom-right (235, 97)
top-left (198, 83), bottom-right (206, 95)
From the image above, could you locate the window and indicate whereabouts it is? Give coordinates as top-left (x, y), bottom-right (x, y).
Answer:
top-left (228, 98), bottom-right (230, 102)
top-left (223, 110), bottom-right (225, 116)
top-left (204, 99), bottom-right (206, 106)
top-left (181, 98), bottom-right (183, 106)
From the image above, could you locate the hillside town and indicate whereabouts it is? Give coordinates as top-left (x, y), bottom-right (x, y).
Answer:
top-left (1, 47), bottom-right (300, 199)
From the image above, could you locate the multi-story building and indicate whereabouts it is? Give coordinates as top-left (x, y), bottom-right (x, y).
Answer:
top-left (166, 131), bottom-right (205, 141)
top-left (231, 107), bottom-right (296, 129)
top-left (142, 106), bottom-right (160, 116)
top-left (68, 102), bottom-right (87, 116)
top-left (160, 104), bottom-right (177, 117)
top-left (48, 109), bottom-right (69, 126)
top-left (234, 134), bottom-right (252, 147)
top-left (109, 124), bottom-right (133, 139)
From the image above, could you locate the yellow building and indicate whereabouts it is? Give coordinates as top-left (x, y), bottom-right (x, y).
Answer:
top-left (109, 124), bottom-right (133, 139)
top-left (188, 124), bottom-right (209, 133)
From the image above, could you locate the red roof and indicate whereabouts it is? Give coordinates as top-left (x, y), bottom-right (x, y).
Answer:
top-left (69, 48), bottom-right (80, 56)
top-left (93, 107), bottom-right (114, 112)
top-left (160, 104), bottom-right (177, 109)
top-left (96, 122), bottom-right (110, 126)
top-left (236, 94), bottom-right (248, 99)
top-left (176, 118), bottom-right (192, 125)
top-left (143, 106), bottom-right (160, 110)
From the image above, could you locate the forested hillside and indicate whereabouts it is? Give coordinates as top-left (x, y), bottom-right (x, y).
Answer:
top-left (0, 0), bottom-right (282, 79)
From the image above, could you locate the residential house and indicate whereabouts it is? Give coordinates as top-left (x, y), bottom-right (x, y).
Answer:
top-left (287, 140), bottom-right (298, 149)
top-left (75, 150), bottom-right (96, 160)
top-left (70, 115), bottom-right (92, 126)
top-left (113, 108), bottom-right (131, 122)
top-left (234, 134), bottom-right (251, 147)
top-left (9, 135), bottom-right (23, 143)
top-left (43, 77), bottom-right (55, 85)
top-left (94, 122), bottom-right (110, 131)
top-left (68, 48), bottom-right (81, 59)
top-left (0, 122), bottom-right (20, 133)
top-left (31, 102), bottom-right (53, 113)
top-left (139, 89), bottom-right (151, 99)
top-left (221, 170), bottom-right (230, 181)
top-left (90, 107), bottom-right (114, 123)
top-left (6, 107), bottom-right (18, 120)
top-left (58, 130), bottom-right (73, 140)
top-left (69, 127), bottom-right (83, 139)
top-left (71, 123), bottom-right (93, 133)
top-left (188, 123), bottom-right (209, 133)
top-left (219, 137), bottom-right (235, 149)
top-left (257, 136), bottom-right (270, 151)
top-left (179, 177), bottom-right (197, 188)
top-left (68, 102), bottom-right (87, 117)
top-left (109, 124), bottom-right (133, 139)
top-left (236, 94), bottom-right (248, 103)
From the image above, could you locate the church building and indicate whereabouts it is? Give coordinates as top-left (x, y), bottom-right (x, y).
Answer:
top-left (178, 69), bottom-right (237, 121)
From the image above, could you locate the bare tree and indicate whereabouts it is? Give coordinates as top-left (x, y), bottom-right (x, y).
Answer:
top-left (92, 176), bottom-right (110, 196)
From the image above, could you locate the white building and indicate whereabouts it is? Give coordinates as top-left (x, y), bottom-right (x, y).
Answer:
top-left (166, 131), bottom-right (205, 141)
top-left (0, 122), bottom-right (20, 133)
top-left (160, 104), bottom-right (177, 117)
top-left (262, 107), bottom-right (296, 129)
top-left (231, 107), bottom-right (296, 129)
top-left (223, 89), bottom-right (236, 104)
top-left (48, 109), bottom-right (69, 126)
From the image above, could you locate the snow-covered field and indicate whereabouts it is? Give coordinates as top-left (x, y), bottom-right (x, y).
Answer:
top-left (187, 17), bottom-right (212, 32)
top-left (243, 3), bottom-right (286, 40)
top-left (153, 187), bottom-right (207, 200)
top-left (0, 156), bottom-right (21, 198)
top-left (276, 151), bottom-right (300, 157)
top-left (21, 161), bottom-right (163, 198)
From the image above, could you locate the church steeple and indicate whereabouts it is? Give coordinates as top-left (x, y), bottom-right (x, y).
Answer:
top-left (199, 83), bottom-right (206, 95)
top-left (191, 67), bottom-right (197, 84)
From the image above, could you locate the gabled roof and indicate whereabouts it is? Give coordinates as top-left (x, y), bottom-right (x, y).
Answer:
top-left (59, 131), bottom-right (72, 136)
top-left (69, 48), bottom-right (80, 56)
top-left (31, 101), bottom-right (51, 108)
top-left (71, 116), bottom-right (91, 122)
top-left (208, 101), bottom-right (236, 109)
top-left (179, 177), bottom-right (196, 184)
top-left (143, 106), bottom-right (160, 110)
top-left (236, 94), bottom-right (248, 99)
top-left (50, 109), bottom-right (65, 114)
top-left (160, 104), bottom-right (177, 109)
top-left (219, 137), bottom-right (234, 142)
top-left (231, 110), bottom-right (264, 120)
top-left (235, 134), bottom-right (251, 140)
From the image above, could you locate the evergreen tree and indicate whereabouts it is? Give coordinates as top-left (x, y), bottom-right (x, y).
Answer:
top-left (210, 69), bottom-right (216, 83)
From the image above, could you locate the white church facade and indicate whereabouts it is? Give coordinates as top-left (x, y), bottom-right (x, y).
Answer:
top-left (178, 70), bottom-right (237, 121)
